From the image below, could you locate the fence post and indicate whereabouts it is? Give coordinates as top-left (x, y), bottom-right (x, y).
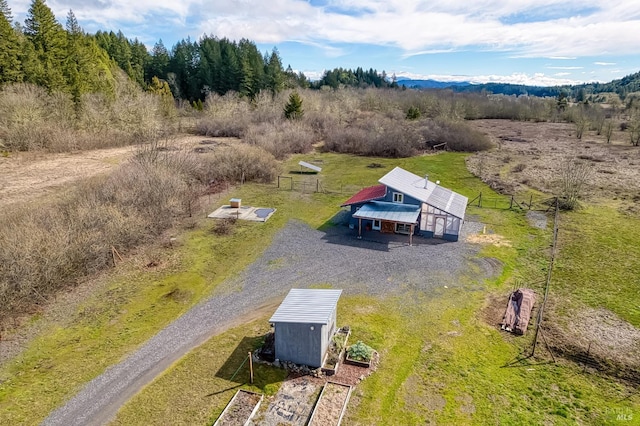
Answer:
top-left (478, 192), bottom-right (482, 208)
top-left (509, 195), bottom-right (514, 210)
top-left (529, 195), bottom-right (533, 210)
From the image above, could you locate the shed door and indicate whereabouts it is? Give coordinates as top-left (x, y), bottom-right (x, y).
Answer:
top-left (434, 216), bottom-right (445, 237)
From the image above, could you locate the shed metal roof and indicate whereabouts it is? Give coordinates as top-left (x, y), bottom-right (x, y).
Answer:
top-left (298, 161), bottom-right (322, 172)
top-left (269, 289), bottom-right (342, 324)
top-left (340, 184), bottom-right (386, 206)
top-left (352, 201), bottom-right (420, 224)
top-left (378, 167), bottom-right (468, 219)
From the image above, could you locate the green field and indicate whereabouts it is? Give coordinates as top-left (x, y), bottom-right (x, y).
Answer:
top-left (1, 151), bottom-right (638, 425)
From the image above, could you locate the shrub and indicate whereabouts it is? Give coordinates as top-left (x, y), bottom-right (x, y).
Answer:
top-left (324, 114), bottom-right (422, 157)
top-left (347, 341), bottom-right (374, 362)
top-left (244, 121), bottom-right (316, 159)
top-left (420, 118), bottom-right (493, 152)
top-left (406, 106), bottom-right (421, 120)
top-left (197, 144), bottom-right (279, 184)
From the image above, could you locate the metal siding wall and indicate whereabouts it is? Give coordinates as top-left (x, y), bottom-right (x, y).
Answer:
top-left (274, 322), bottom-right (323, 367)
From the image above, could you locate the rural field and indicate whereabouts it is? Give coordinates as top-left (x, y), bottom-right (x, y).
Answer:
top-left (1, 117), bottom-right (639, 426)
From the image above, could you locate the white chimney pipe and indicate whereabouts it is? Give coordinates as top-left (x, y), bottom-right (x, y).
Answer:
top-left (424, 174), bottom-right (429, 189)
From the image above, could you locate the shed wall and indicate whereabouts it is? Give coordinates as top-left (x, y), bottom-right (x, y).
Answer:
top-left (274, 322), bottom-right (323, 367)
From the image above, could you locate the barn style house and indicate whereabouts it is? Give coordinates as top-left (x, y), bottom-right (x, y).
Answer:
top-left (341, 167), bottom-right (468, 242)
top-left (269, 288), bottom-right (342, 368)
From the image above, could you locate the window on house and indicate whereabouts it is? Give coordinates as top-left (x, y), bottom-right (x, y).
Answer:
top-left (395, 223), bottom-right (411, 234)
top-left (372, 219), bottom-right (381, 230)
top-left (392, 192), bottom-right (404, 203)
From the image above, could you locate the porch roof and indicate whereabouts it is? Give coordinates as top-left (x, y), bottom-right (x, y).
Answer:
top-left (352, 201), bottom-right (420, 224)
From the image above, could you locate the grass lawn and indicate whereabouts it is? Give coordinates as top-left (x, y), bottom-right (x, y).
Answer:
top-left (1, 150), bottom-right (638, 425)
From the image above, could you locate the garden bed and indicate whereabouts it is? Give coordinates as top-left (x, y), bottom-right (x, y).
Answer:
top-left (308, 382), bottom-right (352, 426)
top-left (344, 355), bottom-right (371, 368)
top-left (344, 341), bottom-right (374, 368)
top-left (214, 389), bottom-right (263, 426)
top-left (321, 326), bottom-right (350, 376)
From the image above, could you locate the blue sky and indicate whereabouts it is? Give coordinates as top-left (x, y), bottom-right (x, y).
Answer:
top-left (8, 0), bottom-right (640, 85)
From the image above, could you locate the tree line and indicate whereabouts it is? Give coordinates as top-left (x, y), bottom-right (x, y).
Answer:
top-left (0, 0), bottom-right (402, 106)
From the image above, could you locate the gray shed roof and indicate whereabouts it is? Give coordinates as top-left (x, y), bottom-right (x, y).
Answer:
top-left (270, 289), bottom-right (342, 324)
top-left (353, 201), bottom-right (420, 224)
top-left (378, 167), bottom-right (468, 219)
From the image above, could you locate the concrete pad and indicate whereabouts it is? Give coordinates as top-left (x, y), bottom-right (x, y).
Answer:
top-left (208, 205), bottom-right (276, 222)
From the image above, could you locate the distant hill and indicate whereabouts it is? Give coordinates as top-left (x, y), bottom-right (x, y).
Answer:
top-left (396, 78), bottom-right (471, 89)
top-left (399, 71), bottom-right (640, 100)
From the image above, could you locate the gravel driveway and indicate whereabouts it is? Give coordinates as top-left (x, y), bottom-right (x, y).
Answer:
top-left (43, 217), bottom-right (489, 426)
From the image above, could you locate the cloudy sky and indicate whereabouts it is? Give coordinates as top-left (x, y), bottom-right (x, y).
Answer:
top-left (9, 0), bottom-right (640, 85)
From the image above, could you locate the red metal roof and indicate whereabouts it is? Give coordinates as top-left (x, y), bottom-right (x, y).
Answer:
top-left (341, 184), bottom-right (386, 206)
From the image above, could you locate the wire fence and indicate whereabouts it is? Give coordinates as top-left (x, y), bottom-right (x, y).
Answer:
top-left (468, 192), bottom-right (557, 212)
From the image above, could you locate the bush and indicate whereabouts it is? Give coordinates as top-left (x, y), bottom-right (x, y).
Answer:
top-left (420, 118), bottom-right (493, 152)
top-left (197, 144), bottom-right (279, 184)
top-left (323, 113), bottom-right (422, 157)
top-left (244, 121), bottom-right (316, 159)
top-left (347, 341), bottom-right (374, 362)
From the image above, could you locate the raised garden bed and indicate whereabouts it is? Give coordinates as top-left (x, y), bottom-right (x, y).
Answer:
top-left (308, 382), bottom-right (352, 426)
top-left (213, 389), bottom-right (263, 426)
top-left (344, 341), bottom-right (374, 368)
top-left (322, 326), bottom-right (350, 376)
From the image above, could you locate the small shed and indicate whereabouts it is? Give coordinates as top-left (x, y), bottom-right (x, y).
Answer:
top-left (269, 289), bottom-right (342, 368)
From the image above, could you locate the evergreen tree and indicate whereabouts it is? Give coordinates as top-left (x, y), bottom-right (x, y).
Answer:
top-left (0, 0), bottom-right (12, 20)
top-left (0, 0), bottom-right (22, 83)
top-left (283, 91), bottom-right (304, 119)
top-left (264, 48), bottom-right (284, 95)
top-left (147, 39), bottom-right (169, 80)
top-left (24, 0), bottom-right (67, 91)
top-left (64, 10), bottom-right (115, 102)
top-left (148, 76), bottom-right (175, 117)
top-left (169, 38), bottom-right (199, 101)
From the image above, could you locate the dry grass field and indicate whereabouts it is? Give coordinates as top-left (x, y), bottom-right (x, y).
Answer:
top-left (0, 135), bottom-right (240, 208)
top-left (467, 119), bottom-right (640, 202)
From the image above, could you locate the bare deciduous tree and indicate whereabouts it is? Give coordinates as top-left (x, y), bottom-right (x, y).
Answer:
top-left (558, 159), bottom-right (593, 210)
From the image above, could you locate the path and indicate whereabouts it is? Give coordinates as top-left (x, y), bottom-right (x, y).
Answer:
top-left (44, 219), bottom-right (489, 425)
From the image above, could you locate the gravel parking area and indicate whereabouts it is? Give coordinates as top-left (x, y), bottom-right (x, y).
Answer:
top-left (44, 217), bottom-right (489, 426)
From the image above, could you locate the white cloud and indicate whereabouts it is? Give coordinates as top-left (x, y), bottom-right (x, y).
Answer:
top-left (7, 0), bottom-right (640, 72)
top-left (554, 72), bottom-right (571, 76)
top-left (547, 66), bottom-right (583, 70)
top-left (594, 61), bottom-right (616, 66)
top-left (22, 0), bottom-right (635, 59)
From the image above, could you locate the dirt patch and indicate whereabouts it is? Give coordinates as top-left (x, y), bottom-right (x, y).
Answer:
top-left (481, 293), bottom-right (510, 329)
top-left (455, 394), bottom-right (476, 414)
top-left (466, 119), bottom-right (640, 200)
top-left (526, 211), bottom-right (548, 230)
top-left (0, 135), bottom-right (240, 208)
top-left (466, 233), bottom-right (512, 247)
top-left (333, 352), bottom-right (379, 386)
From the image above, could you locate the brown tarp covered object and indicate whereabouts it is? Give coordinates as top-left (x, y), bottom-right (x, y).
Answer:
top-left (501, 288), bottom-right (536, 335)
